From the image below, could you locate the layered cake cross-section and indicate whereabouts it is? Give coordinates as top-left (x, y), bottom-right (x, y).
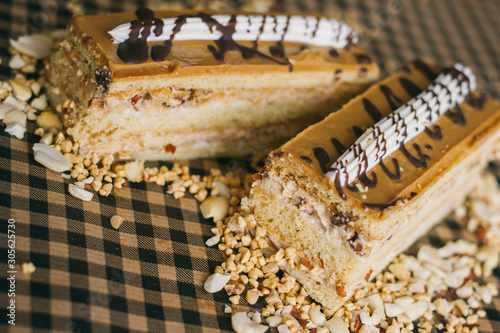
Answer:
top-left (244, 61), bottom-right (500, 310)
top-left (47, 8), bottom-right (379, 159)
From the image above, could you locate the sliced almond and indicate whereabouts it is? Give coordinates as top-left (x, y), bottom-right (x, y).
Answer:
top-left (403, 299), bottom-right (428, 321)
top-left (9, 55), bottom-right (26, 69)
top-left (3, 96), bottom-right (26, 111)
top-left (205, 234), bottom-right (221, 247)
top-left (33, 143), bottom-right (71, 172)
top-left (40, 132), bottom-right (53, 145)
top-left (266, 315), bottom-right (282, 327)
top-left (204, 272), bottom-right (232, 293)
top-left (10, 34), bottom-right (53, 59)
top-left (212, 180), bottom-right (231, 199)
top-left (68, 184), bottom-right (93, 201)
top-left (0, 104), bottom-right (16, 120)
top-left (385, 303), bottom-right (404, 317)
top-left (3, 110), bottom-right (27, 127)
top-left (231, 312), bottom-right (268, 333)
top-left (5, 123), bottom-right (26, 139)
top-left (10, 80), bottom-right (31, 102)
top-left (31, 94), bottom-right (48, 111)
top-left (31, 81), bottom-right (41, 96)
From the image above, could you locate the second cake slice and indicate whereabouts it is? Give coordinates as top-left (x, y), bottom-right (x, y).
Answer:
top-left (244, 61), bottom-right (500, 310)
top-left (47, 8), bottom-right (379, 160)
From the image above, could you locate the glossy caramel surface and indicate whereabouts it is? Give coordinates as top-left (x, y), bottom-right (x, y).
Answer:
top-left (280, 61), bottom-right (500, 210)
top-left (68, 10), bottom-right (378, 79)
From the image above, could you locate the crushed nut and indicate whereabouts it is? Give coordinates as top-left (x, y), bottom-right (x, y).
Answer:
top-left (200, 196), bottom-right (229, 221)
top-left (231, 312), bottom-right (268, 333)
top-left (110, 215), bottom-right (124, 229)
top-left (21, 262), bottom-right (36, 275)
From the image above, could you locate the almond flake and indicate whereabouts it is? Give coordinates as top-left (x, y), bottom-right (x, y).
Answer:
top-left (10, 34), bottom-right (52, 59)
top-left (68, 184), bottom-right (93, 201)
top-left (33, 143), bottom-right (71, 172)
top-left (9, 55), bottom-right (26, 69)
top-left (204, 273), bottom-right (232, 293)
top-left (231, 312), bottom-right (268, 333)
top-left (5, 123), bottom-right (26, 139)
top-left (3, 110), bottom-right (27, 127)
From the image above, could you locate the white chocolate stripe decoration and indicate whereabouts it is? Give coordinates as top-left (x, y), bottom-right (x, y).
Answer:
top-left (108, 14), bottom-right (357, 49)
top-left (325, 63), bottom-right (476, 188)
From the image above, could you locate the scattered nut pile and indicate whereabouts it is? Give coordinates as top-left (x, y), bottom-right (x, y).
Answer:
top-left (1, 33), bottom-right (57, 140)
top-left (2, 35), bottom-right (255, 202)
top-left (458, 170), bottom-right (500, 248)
top-left (2, 33), bottom-right (499, 333)
top-left (202, 188), bottom-right (499, 333)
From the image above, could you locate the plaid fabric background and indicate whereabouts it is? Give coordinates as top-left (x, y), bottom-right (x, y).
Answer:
top-left (1, 0), bottom-right (499, 332)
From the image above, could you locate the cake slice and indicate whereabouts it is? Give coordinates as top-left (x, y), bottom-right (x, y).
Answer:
top-left (243, 61), bottom-right (500, 310)
top-left (46, 8), bottom-right (379, 160)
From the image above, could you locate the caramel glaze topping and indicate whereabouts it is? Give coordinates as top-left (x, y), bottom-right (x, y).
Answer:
top-left (67, 9), bottom-right (378, 80)
top-left (279, 60), bottom-right (500, 212)
top-left (116, 8), bottom-right (292, 69)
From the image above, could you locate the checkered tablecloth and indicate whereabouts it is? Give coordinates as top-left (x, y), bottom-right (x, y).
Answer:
top-left (1, 0), bottom-right (499, 332)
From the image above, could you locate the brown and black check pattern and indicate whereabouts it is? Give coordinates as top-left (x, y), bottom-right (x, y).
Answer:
top-left (1, 0), bottom-right (500, 332)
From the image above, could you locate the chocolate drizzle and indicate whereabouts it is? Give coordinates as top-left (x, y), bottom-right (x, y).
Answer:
top-left (116, 10), bottom-right (293, 68)
top-left (465, 93), bottom-right (486, 110)
top-left (269, 43), bottom-right (285, 58)
top-left (379, 158), bottom-right (401, 180)
top-left (363, 191), bottom-right (419, 211)
top-left (352, 126), bottom-right (364, 137)
top-left (345, 182), bottom-right (359, 193)
top-left (400, 78), bottom-right (423, 97)
top-left (359, 171), bottom-right (377, 188)
top-left (355, 53), bottom-right (372, 64)
top-left (362, 98), bottom-right (382, 121)
top-left (379, 85), bottom-right (403, 110)
top-left (202, 14), bottom-right (292, 69)
top-left (445, 104), bottom-right (466, 125)
top-left (314, 147), bottom-right (330, 173)
top-left (399, 143), bottom-right (430, 169)
top-left (113, 10), bottom-right (358, 69)
top-left (117, 8), bottom-right (164, 64)
top-left (151, 16), bottom-right (181, 62)
top-left (334, 172), bottom-right (346, 200)
top-left (329, 49), bottom-right (339, 57)
top-left (331, 138), bottom-right (346, 155)
top-left (135, 7), bottom-right (155, 20)
top-left (412, 59), bottom-right (438, 80)
top-left (254, 15), bottom-right (266, 49)
top-left (268, 16), bottom-right (290, 59)
top-left (424, 125), bottom-right (443, 141)
top-left (301, 156), bottom-right (313, 163)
